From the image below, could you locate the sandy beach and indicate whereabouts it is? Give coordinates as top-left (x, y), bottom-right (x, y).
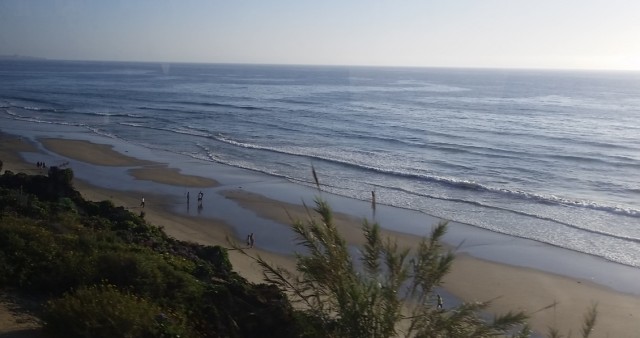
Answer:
top-left (2, 132), bottom-right (639, 337)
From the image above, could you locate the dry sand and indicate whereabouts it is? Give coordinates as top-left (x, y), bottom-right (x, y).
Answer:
top-left (2, 133), bottom-right (639, 337)
top-left (40, 137), bottom-right (218, 187)
top-left (223, 190), bottom-right (640, 337)
top-left (40, 138), bottom-right (151, 166)
top-left (0, 293), bottom-right (43, 337)
top-left (0, 133), bottom-right (43, 174)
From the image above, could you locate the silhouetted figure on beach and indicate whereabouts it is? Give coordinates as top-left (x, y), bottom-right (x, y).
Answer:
top-left (437, 294), bottom-right (443, 310)
top-left (249, 232), bottom-right (255, 248)
top-left (246, 234), bottom-right (251, 247)
top-left (187, 191), bottom-right (190, 204)
top-left (197, 191), bottom-right (203, 206)
top-left (140, 197), bottom-right (145, 208)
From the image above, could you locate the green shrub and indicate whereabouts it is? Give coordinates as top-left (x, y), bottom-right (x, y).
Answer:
top-left (56, 197), bottom-right (77, 213)
top-left (195, 245), bottom-right (232, 276)
top-left (44, 284), bottom-right (190, 338)
top-left (241, 198), bottom-right (530, 338)
top-left (91, 249), bottom-right (205, 305)
top-left (47, 166), bottom-right (74, 185)
top-left (0, 219), bottom-right (59, 289)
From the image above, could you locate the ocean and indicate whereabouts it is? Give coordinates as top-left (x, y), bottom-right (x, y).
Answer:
top-left (1, 60), bottom-right (639, 267)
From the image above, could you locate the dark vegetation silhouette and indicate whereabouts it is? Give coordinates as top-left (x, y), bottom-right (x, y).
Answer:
top-left (0, 168), bottom-right (299, 338)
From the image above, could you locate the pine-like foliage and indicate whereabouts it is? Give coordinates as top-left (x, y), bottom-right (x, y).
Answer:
top-left (238, 197), bottom-right (530, 338)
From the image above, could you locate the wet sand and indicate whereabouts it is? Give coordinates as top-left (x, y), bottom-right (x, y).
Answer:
top-left (40, 138), bottom-right (151, 166)
top-left (129, 166), bottom-right (219, 187)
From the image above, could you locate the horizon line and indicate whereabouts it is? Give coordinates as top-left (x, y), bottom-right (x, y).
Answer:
top-left (2, 54), bottom-right (639, 73)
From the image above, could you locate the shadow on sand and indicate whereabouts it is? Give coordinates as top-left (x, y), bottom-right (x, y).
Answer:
top-left (0, 328), bottom-right (44, 338)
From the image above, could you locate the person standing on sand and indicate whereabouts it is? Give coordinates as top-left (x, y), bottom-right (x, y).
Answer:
top-left (249, 233), bottom-right (255, 248)
top-left (437, 294), bottom-right (443, 310)
top-left (140, 197), bottom-right (145, 208)
top-left (197, 191), bottom-right (203, 205)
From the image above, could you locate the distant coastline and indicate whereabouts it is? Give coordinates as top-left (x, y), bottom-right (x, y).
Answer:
top-left (1, 55), bottom-right (638, 73)
top-left (0, 54), bottom-right (47, 61)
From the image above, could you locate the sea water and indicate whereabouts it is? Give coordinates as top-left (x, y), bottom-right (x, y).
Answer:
top-left (1, 60), bottom-right (639, 267)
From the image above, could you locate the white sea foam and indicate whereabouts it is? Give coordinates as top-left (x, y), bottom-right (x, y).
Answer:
top-left (2, 62), bottom-right (640, 267)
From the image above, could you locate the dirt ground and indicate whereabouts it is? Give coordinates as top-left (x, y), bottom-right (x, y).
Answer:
top-left (0, 293), bottom-right (44, 338)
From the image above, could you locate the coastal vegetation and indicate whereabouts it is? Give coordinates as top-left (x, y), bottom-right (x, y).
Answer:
top-left (0, 167), bottom-right (299, 337)
top-left (234, 172), bottom-right (598, 338)
top-left (236, 199), bottom-right (531, 337)
top-left (0, 167), bottom-right (597, 337)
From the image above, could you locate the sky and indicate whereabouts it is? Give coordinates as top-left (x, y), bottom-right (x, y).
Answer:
top-left (1, 0), bottom-right (639, 70)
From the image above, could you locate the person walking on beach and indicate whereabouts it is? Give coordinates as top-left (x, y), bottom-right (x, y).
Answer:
top-left (197, 191), bottom-right (203, 205)
top-left (140, 197), bottom-right (145, 208)
top-left (437, 294), bottom-right (443, 310)
top-left (249, 233), bottom-right (255, 248)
